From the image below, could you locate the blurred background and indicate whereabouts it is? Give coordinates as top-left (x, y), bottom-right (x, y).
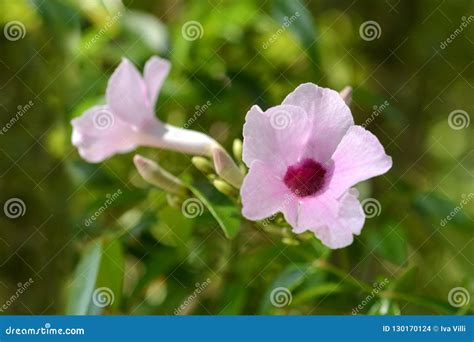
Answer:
top-left (0, 0), bottom-right (472, 315)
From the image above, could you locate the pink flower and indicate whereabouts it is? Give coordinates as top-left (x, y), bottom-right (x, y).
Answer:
top-left (71, 56), bottom-right (218, 163)
top-left (240, 83), bottom-right (392, 249)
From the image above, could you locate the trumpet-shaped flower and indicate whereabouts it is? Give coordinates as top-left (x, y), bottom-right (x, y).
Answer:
top-left (71, 56), bottom-right (218, 163)
top-left (240, 83), bottom-right (392, 249)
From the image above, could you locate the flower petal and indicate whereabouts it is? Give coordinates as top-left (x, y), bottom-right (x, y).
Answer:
top-left (144, 56), bottom-right (171, 110)
top-left (329, 125), bottom-right (392, 198)
top-left (283, 83), bottom-right (354, 162)
top-left (241, 160), bottom-right (292, 220)
top-left (295, 189), bottom-right (365, 249)
top-left (71, 105), bottom-right (138, 163)
top-left (106, 58), bottom-right (152, 127)
top-left (242, 104), bottom-right (310, 175)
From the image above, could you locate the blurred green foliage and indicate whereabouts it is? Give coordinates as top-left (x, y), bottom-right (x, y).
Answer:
top-left (0, 0), bottom-right (472, 315)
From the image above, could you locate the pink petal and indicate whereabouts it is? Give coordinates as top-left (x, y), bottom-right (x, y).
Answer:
top-left (295, 189), bottom-right (365, 249)
top-left (329, 125), bottom-right (392, 198)
top-left (144, 56), bottom-right (171, 110)
top-left (240, 160), bottom-right (292, 220)
top-left (283, 83), bottom-right (354, 162)
top-left (71, 105), bottom-right (138, 163)
top-left (242, 104), bottom-right (310, 175)
top-left (106, 58), bottom-right (152, 127)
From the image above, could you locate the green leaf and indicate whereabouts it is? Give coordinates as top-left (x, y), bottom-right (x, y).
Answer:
top-left (66, 237), bottom-right (124, 314)
top-left (259, 264), bottom-right (310, 313)
top-left (95, 238), bottom-right (124, 310)
top-left (186, 184), bottom-right (241, 239)
top-left (272, 0), bottom-right (319, 63)
top-left (151, 206), bottom-right (194, 248)
top-left (66, 241), bottom-right (102, 315)
top-left (292, 283), bottom-right (351, 305)
top-left (368, 222), bottom-right (407, 266)
top-left (413, 192), bottom-right (471, 231)
top-left (121, 11), bottom-right (168, 60)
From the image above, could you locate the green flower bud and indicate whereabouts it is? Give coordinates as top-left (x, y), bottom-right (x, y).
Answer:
top-left (191, 156), bottom-right (215, 175)
top-left (232, 138), bottom-right (243, 162)
top-left (134, 155), bottom-right (187, 197)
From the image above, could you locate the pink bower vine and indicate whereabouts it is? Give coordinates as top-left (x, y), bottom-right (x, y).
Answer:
top-left (240, 84), bottom-right (392, 249)
top-left (70, 56), bottom-right (392, 250)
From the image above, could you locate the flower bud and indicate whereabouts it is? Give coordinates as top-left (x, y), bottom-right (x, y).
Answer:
top-left (212, 179), bottom-right (238, 197)
top-left (339, 86), bottom-right (352, 105)
top-left (191, 156), bottom-right (215, 175)
top-left (212, 147), bottom-right (244, 188)
top-left (133, 155), bottom-right (187, 196)
top-left (232, 138), bottom-right (243, 162)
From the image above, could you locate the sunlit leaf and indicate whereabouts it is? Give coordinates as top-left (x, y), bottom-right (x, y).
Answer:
top-left (272, 0), bottom-right (319, 63)
top-left (65, 241), bottom-right (102, 315)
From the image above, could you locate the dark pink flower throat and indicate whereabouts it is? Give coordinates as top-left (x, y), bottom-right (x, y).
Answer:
top-left (283, 158), bottom-right (327, 197)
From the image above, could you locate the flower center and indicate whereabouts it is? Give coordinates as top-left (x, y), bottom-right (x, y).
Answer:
top-left (283, 158), bottom-right (327, 197)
